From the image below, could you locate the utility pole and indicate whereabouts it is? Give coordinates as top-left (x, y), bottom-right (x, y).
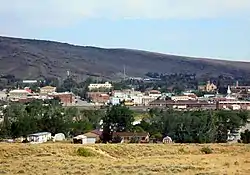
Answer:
top-left (123, 65), bottom-right (126, 81)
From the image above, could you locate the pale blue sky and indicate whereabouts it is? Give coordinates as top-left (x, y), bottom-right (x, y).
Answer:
top-left (1, 0), bottom-right (250, 61)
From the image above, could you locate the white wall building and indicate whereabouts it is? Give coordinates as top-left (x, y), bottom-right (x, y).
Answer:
top-left (171, 95), bottom-right (195, 101)
top-left (27, 132), bottom-right (52, 143)
top-left (88, 82), bottom-right (112, 90)
top-left (9, 89), bottom-right (31, 101)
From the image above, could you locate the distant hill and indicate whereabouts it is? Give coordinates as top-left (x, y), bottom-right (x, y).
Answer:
top-left (0, 36), bottom-right (250, 81)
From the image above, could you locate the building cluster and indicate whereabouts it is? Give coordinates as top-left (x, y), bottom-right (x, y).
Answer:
top-left (7, 86), bottom-right (76, 106)
top-left (150, 84), bottom-right (250, 111)
top-left (87, 88), bottom-right (162, 106)
top-left (86, 81), bottom-right (250, 111)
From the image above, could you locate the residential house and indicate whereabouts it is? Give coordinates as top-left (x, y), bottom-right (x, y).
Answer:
top-left (27, 132), bottom-right (52, 143)
top-left (113, 132), bottom-right (150, 143)
top-left (73, 135), bottom-right (87, 144)
top-left (83, 129), bottom-right (102, 144)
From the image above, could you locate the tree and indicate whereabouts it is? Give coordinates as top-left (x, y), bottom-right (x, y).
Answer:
top-left (241, 130), bottom-right (250, 143)
top-left (101, 105), bottom-right (134, 143)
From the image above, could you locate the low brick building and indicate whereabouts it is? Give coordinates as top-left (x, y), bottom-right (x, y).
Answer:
top-left (49, 92), bottom-right (76, 106)
top-left (87, 92), bottom-right (110, 105)
top-left (216, 101), bottom-right (250, 110)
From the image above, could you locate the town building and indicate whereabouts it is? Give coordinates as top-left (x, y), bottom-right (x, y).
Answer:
top-left (149, 99), bottom-right (216, 110)
top-left (40, 86), bottom-right (56, 95)
top-left (8, 89), bottom-right (31, 101)
top-left (86, 92), bottom-right (110, 105)
top-left (216, 101), bottom-right (250, 110)
top-left (88, 82), bottom-right (112, 91)
top-left (171, 95), bottom-right (197, 101)
top-left (146, 90), bottom-right (162, 98)
top-left (22, 80), bottom-right (38, 84)
top-left (198, 81), bottom-right (217, 92)
top-left (48, 92), bottom-right (76, 106)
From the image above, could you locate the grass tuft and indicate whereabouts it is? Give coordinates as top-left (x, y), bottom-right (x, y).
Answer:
top-left (200, 146), bottom-right (213, 154)
top-left (76, 147), bottom-right (96, 157)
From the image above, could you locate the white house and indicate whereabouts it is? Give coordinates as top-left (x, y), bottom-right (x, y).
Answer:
top-left (73, 135), bottom-right (87, 144)
top-left (27, 132), bottom-right (52, 143)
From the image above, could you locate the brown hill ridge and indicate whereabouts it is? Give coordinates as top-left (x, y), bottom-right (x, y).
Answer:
top-left (0, 36), bottom-right (249, 80)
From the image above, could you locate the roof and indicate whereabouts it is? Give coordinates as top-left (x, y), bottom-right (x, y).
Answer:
top-left (90, 129), bottom-right (102, 136)
top-left (83, 132), bottom-right (100, 138)
top-left (41, 86), bottom-right (56, 89)
top-left (74, 135), bottom-right (87, 139)
top-left (28, 132), bottom-right (51, 136)
top-left (149, 99), bottom-right (213, 105)
top-left (9, 89), bottom-right (30, 93)
top-left (113, 132), bottom-right (149, 137)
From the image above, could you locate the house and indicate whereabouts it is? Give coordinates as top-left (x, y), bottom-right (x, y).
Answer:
top-left (113, 132), bottom-right (150, 143)
top-left (88, 82), bottom-right (112, 91)
top-left (83, 130), bottom-right (102, 144)
top-left (27, 132), bottom-right (52, 143)
top-left (40, 86), bottom-right (56, 95)
top-left (73, 135), bottom-right (87, 144)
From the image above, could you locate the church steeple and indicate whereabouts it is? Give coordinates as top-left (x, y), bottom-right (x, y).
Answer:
top-left (227, 85), bottom-right (231, 96)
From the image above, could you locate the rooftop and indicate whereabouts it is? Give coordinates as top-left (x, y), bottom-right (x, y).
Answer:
top-left (28, 132), bottom-right (51, 136)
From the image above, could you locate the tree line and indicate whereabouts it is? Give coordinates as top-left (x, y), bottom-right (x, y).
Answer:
top-left (0, 100), bottom-right (103, 139)
top-left (1, 100), bottom-right (250, 143)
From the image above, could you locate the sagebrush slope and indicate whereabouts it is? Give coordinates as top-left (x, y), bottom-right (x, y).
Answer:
top-left (0, 36), bottom-right (250, 80)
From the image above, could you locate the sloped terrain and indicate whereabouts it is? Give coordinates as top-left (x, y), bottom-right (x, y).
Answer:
top-left (0, 36), bottom-right (250, 80)
top-left (1, 143), bottom-right (250, 175)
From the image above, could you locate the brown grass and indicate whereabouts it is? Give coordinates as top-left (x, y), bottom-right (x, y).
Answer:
top-left (0, 143), bottom-right (250, 175)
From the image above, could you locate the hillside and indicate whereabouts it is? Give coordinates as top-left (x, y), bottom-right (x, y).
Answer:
top-left (1, 143), bottom-right (250, 174)
top-left (0, 36), bottom-right (250, 80)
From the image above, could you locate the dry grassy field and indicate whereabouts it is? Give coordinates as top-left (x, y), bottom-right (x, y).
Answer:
top-left (1, 143), bottom-right (250, 175)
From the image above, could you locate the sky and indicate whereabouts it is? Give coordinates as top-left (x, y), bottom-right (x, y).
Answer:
top-left (0, 0), bottom-right (250, 61)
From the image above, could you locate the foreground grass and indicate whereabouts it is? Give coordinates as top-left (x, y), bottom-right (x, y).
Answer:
top-left (0, 143), bottom-right (250, 175)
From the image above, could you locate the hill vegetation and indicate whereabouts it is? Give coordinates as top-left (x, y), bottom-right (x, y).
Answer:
top-left (1, 36), bottom-right (250, 80)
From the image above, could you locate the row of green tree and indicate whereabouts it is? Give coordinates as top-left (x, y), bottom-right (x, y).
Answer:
top-left (1, 100), bottom-right (250, 143)
top-left (134, 109), bottom-right (250, 143)
top-left (101, 106), bottom-right (250, 143)
top-left (0, 100), bottom-right (103, 138)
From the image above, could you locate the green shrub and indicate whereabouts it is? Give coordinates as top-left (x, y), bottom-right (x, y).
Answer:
top-left (200, 146), bottom-right (213, 154)
top-left (76, 147), bottom-right (95, 157)
top-left (178, 147), bottom-right (186, 154)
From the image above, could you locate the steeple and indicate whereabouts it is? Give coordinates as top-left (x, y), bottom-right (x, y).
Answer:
top-left (227, 85), bottom-right (231, 96)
